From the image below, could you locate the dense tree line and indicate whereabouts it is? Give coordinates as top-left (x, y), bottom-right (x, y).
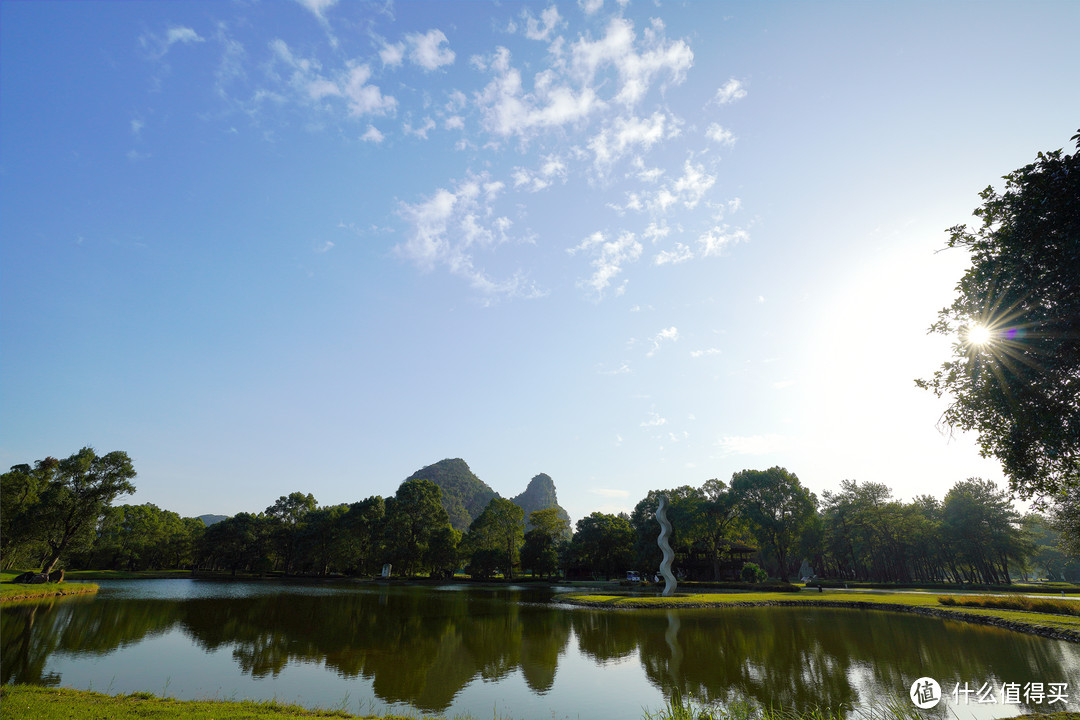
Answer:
top-left (3, 450), bottom-right (1077, 584)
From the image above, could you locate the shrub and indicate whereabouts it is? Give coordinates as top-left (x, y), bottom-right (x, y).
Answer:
top-left (740, 562), bottom-right (768, 583)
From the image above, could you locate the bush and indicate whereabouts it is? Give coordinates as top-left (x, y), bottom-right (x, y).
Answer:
top-left (740, 562), bottom-right (768, 583)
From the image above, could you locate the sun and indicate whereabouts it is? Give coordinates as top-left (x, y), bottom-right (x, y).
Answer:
top-left (967, 324), bottom-right (992, 346)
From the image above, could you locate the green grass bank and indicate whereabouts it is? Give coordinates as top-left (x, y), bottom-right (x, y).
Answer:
top-left (555, 590), bottom-right (1080, 642)
top-left (3, 686), bottom-right (1078, 720)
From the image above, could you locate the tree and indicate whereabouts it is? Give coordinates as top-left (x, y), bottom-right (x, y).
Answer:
top-left (731, 467), bottom-right (815, 582)
top-left (521, 507), bottom-right (569, 578)
top-left (0, 459), bottom-right (56, 569)
top-left (917, 131), bottom-right (1080, 499)
top-left (265, 492), bottom-right (316, 574)
top-left (568, 512), bottom-right (634, 579)
top-left (383, 479), bottom-right (452, 576)
top-left (464, 497), bottom-right (524, 579)
top-left (35, 448), bottom-right (137, 575)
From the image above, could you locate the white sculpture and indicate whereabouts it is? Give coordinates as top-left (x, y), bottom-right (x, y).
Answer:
top-left (656, 495), bottom-right (677, 597)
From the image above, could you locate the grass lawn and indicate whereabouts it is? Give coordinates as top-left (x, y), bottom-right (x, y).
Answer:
top-left (556, 590), bottom-right (1080, 640)
top-left (0, 685), bottom-right (394, 720)
top-left (3, 686), bottom-right (1078, 720)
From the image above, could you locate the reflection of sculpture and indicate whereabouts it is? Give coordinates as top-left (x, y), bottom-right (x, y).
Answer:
top-left (656, 495), bottom-right (677, 597)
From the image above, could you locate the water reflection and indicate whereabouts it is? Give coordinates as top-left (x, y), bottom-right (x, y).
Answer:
top-left (2, 583), bottom-right (1078, 717)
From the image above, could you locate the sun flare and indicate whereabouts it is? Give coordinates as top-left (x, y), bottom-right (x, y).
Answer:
top-left (967, 324), bottom-right (992, 346)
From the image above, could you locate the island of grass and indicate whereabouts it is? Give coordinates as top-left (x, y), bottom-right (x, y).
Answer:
top-left (554, 589), bottom-right (1080, 643)
top-left (0, 580), bottom-right (99, 603)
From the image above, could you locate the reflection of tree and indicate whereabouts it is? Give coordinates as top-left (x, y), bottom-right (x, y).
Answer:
top-left (519, 609), bottom-right (571, 693)
top-left (630, 606), bottom-right (1080, 713)
top-left (1, 601), bottom-right (62, 686)
top-left (5, 586), bottom-right (1079, 717)
top-left (1, 595), bottom-right (180, 686)
top-left (571, 610), bottom-right (640, 663)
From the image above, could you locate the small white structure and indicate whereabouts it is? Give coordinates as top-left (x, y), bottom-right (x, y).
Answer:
top-left (381, 563), bottom-right (392, 578)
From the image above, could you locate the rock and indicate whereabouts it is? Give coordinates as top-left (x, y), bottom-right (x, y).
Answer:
top-left (14, 572), bottom-right (50, 584)
top-left (49, 569), bottom-right (65, 583)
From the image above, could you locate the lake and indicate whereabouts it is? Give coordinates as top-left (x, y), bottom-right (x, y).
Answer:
top-left (2, 580), bottom-right (1078, 719)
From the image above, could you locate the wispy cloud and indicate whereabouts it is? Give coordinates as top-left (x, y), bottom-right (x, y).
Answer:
top-left (568, 230), bottom-right (642, 299)
top-left (706, 123), bottom-right (736, 146)
top-left (698, 224), bottom-right (749, 257)
top-left (141, 25), bottom-right (205, 59)
top-left (640, 411), bottom-right (667, 427)
top-left (713, 78), bottom-right (747, 105)
top-left (654, 243), bottom-right (693, 266)
top-left (646, 326), bottom-right (678, 356)
top-left (522, 6), bottom-right (563, 42)
top-left (397, 175), bottom-right (544, 302)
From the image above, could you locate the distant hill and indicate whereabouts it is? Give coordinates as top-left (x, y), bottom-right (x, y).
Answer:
top-left (404, 458), bottom-right (498, 531)
top-left (511, 473), bottom-right (572, 539)
top-left (198, 514), bottom-right (228, 527)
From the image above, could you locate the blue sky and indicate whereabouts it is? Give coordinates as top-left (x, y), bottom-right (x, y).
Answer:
top-left (3, 0), bottom-right (1078, 523)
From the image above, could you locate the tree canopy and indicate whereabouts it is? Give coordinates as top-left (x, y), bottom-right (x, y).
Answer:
top-left (917, 131), bottom-right (1080, 498)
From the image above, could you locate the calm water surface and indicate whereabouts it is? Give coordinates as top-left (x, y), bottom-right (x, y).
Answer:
top-left (2, 579), bottom-right (1078, 719)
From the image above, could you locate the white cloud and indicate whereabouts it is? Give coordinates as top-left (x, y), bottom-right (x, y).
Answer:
top-left (698, 224), bottom-right (749, 257)
top-left (405, 116), bottom-right (436, 139)
top-left (714, 78), bottom-right (747, 105)
top-left (647, 326), bottom-right (678, 356)
top-left (445, 115), bottom-right (465, 130)
top-left (706, 123), bottom-right (736, 146)
top-left (315, 240), bottom-right (335, 253)
top-left (511, 154), bottom-right (568, 192)
top-left (590, 487), bottom-right (630, 498)
top-left (690, 348), bottom-right (722, 358)
top-left (643, 222), bottom-right (669, 244)
top-left (141, 25), bottom-right (205, 59)
top-left (294, 0), bottom-right (338, 22)
top-left (361, 125), bottom-right (384, 143)
top-left (640, 411), bottom-right (667, 427)
top-left (130, 119), bottom-right (144, 137)
top-left (580, 0), bottom-right (604, 15)
top-left (397, 176), bottom-right (544, 301)
top-left (568, 230), bottom-right (643, 298)
top-left (476, 47), bottom-right (600, 138)
top-left (343, 64), bottom-right (397, 116)
top-left (523, 6), bottom-right (563, 42)
top-left (571, 18), bottom-right (693, 106)
top-left (654, 243), bottom-right (693, 265)
top-left (166, 26), bottom-right (204, 46)
top-left (589, 112), bottom-right (669, 169)
top-left (408, 29), bottom-right (455, 70)
top-left (717, 434), bottom-right (790, 455)
top-left (380, 41), bottom-right (405, 67)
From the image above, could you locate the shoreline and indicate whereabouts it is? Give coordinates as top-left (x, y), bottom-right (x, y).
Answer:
top-left (554, 592), bottom-right (1080, 643)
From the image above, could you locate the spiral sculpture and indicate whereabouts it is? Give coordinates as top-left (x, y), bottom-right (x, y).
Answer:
top-left (656, 494), bottom-right (677, 597)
